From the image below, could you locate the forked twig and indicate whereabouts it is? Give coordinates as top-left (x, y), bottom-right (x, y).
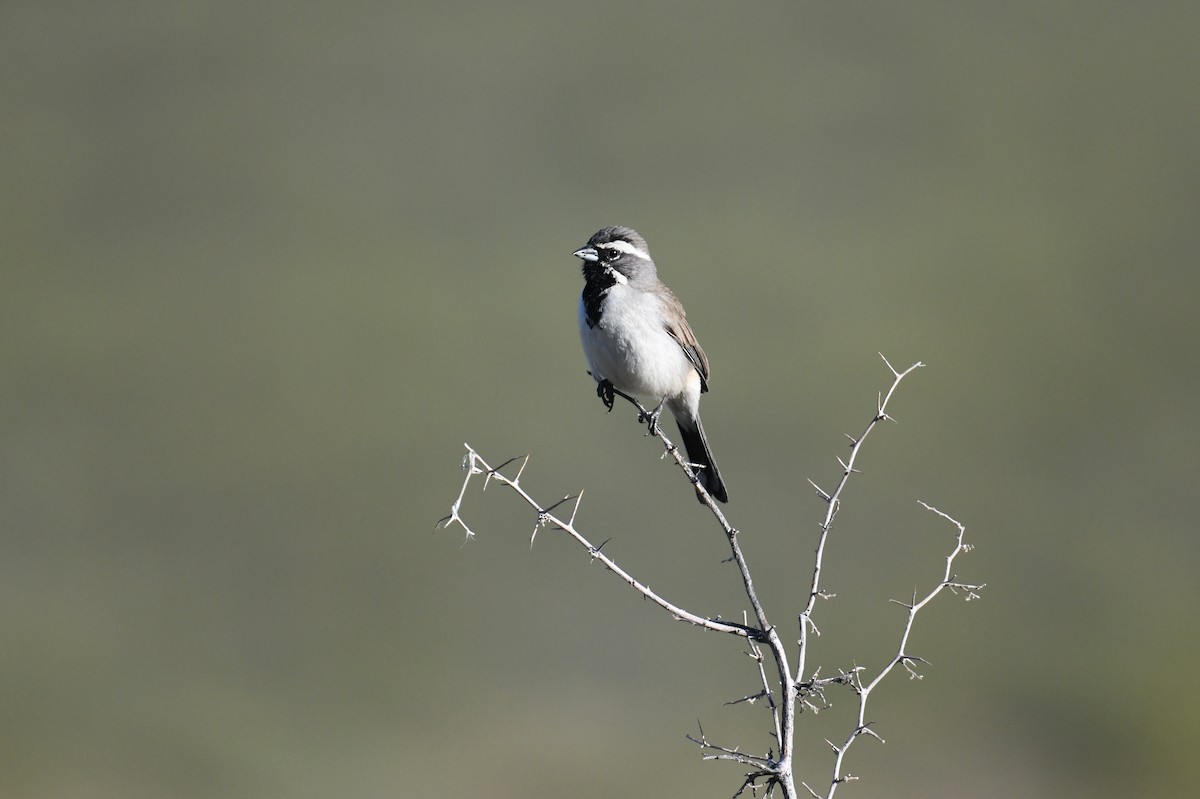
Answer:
top-left (439, 355), bottom-right (979, 799)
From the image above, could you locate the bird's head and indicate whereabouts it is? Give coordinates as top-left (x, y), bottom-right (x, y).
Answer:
top-left (573, 226), bottom-right (657, 284)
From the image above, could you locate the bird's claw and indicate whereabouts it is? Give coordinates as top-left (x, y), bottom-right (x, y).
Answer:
top-left (640, 398), bottom-right (666, 436)
top-left (597, 379), bottom-right (615, 412)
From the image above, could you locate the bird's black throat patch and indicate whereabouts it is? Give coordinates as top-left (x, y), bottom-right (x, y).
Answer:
top-left (581, 262), bottom-right (618, 329)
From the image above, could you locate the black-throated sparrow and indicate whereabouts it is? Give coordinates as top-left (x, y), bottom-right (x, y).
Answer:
top-left (571, 226), bottom-right (729, 503)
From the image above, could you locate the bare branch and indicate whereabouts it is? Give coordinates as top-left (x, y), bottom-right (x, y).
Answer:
top-left (605, 387), bottom-right (799, 784)
top-left (439, 445), bottom-right (760, 639)
top-left (796, 358), bottom-right (924, 684)
top-left (721, 622), bottom-right (784, 753)
top-left (441, 354), bottom-right (979, 799)
top-left (434, 445), bottom-right (489, 544)
top-left (688, 723), bottom-right (775, 769)
top-left (811, 503), bottom-right (981, 797)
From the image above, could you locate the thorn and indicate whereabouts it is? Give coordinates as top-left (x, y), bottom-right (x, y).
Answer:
top-left (493, 454), bottom-right (522, 470)
top-left (860, 726), bottom-right (885, 743)
top-left (807, 478), bottom-right (832, 501)
top-left (836, 456), bottom-right (860, 474)
top-left (543, 494), bottom-right (575, 514)
top-left (900, 657), bottom-right (925, 680)
top-left (568, 489), bottom-right (585, 526)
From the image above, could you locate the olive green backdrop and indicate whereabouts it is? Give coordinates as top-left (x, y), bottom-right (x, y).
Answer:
top-left (3, 2), bottom-right (1197, 797)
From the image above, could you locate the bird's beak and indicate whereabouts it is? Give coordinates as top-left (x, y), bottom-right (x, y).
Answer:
top-left (573, 246), bottom-right (599, 263)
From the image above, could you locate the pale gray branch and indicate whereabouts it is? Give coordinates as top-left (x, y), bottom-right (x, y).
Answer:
top-left (440, 354), bottom-right (980, 799)
top-left (796, 356), bottom-right (925, 683)
top-left (439, 445), bottom-right (759, 639)
top-left (815, 504), bottom-right (982, 798)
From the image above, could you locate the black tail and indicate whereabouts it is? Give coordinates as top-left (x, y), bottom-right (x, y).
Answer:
top-left (676, 417), bottom-right (729, 504)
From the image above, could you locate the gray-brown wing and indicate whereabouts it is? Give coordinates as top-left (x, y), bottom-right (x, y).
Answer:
top-left (660, 288), bottom-right (711, 393)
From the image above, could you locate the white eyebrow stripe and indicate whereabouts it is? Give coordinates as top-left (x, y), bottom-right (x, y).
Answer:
top-left (599, 239), bottom-right (651, 261)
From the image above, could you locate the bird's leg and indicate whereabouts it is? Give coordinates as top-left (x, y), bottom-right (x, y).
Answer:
top-left (596, 379), bottom-right (616, 412)
top-left (640, 397), bottom-right (667, 436)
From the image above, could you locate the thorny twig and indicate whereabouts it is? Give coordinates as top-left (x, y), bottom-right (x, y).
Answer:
top-left (438, 355), bottom-right (980, 799)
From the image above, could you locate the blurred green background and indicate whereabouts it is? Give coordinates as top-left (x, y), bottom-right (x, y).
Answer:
top-left (3, 1), bottom-right (1198, 797)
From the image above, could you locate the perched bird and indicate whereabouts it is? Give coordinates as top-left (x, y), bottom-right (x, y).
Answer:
top-left (571, 226), bottom-right (728, 503)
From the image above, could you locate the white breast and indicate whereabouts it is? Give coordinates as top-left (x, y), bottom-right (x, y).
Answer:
top-left (578, 285), bottom-right (694, 400)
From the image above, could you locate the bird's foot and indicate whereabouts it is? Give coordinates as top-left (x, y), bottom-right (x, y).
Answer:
top-left (596, 379), bottom-right (615, 412)
top-left (640, 398), bottom-right (667, 436)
